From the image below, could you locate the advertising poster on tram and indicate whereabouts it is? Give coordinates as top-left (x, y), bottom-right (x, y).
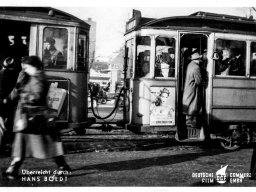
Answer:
top-left (150, 87), bottom-right (175, 126)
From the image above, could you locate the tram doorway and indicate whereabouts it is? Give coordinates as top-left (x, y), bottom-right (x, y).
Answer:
top-left (0, 20), bottom-right (30, 64)
top-left (177, 33), bottom-right (208, 139)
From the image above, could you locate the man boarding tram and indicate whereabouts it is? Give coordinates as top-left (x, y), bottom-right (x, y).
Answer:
top-left (182, 51), bottom-right (204, 140)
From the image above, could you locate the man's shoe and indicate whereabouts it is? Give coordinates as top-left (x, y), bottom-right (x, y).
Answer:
top-left (59, 165), bottom-right (71, 172)
top-left (56, 165), bottom-right (72, 176)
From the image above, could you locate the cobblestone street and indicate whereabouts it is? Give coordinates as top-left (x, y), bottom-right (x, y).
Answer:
top-left (1, 141), bottom-right (256, 187)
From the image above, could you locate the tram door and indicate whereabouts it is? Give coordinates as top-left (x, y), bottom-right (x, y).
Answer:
top-left (177, 33), bottom-right (208, 139)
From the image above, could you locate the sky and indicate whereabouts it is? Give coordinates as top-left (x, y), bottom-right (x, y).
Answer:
top-left (1, 0), bottom-right (256, 61)
top-left (56, 6), bottom-right (253, 60)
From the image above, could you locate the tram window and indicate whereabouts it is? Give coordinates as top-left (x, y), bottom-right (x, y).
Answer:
top-left (155, 37), bottom-right (176, 78)
top-left (250, 42), bottom-right (256, 76)
top-left (125, 39), bottom-right (134, 78)
top-left (77, 34), bottom-right (87, 71)
top-left (214, 39), bottom-right (246, 76)
top-left (135, 36), bottom-right (151, 78)
top-left (43, 27), bottom-right (68, 69)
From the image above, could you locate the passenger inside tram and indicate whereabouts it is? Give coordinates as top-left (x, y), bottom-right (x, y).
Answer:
top-left (42, 28), bottom-right (68, 69)
top-left (137, 50), bottom-right (150, 78)
top-left (43, 37), bottom-right (65, 68)
top-left (155, 47), bottom-right (175, 78)
top-left (135, 36), bottom-right (151, 78)
top-left (155, 37), bottom-right (175, 78)
top-left (250, 42), bottom-right (256, 76)
top-left (215, 39), bottom-right (246, 76)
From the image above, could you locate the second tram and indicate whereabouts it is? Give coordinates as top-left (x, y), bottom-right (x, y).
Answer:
top-left (124, 10), bottom-right (256, 149)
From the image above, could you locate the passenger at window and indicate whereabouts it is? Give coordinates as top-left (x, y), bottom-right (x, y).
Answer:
top-left (250, 45), bottom-right (256, 76)
top-left (155, 48), bottom-right (175, 78)
top-left (43, 37), bottom-right (64, 68)
top-left (251, 53), bottom-right (256, 76)
top-left (215, 49), bottom-right (231, 75)
top-left (201, 49), bottom-right (208, 87)
top-left (137, 50), bottom-right (150, 78)
top-left (229, 49), bottom-right (243, 76)
top-left (155, 53), bottom-right (162, 77)
top-left (161, 47), bottom-right (175, 77)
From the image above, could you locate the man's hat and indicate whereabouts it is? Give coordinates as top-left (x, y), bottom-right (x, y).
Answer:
top-left (1, 57), bottom-right (15, 69)
top-left (191, 52), bottom-right (202, 60)
top-left (168, 47), bottom-right (175, 54)
top-left (45, 37), bottom-right (56, 45)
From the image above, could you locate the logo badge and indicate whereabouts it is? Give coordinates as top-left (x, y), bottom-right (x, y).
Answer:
top-left (216, 165), bottom-right (228, 184)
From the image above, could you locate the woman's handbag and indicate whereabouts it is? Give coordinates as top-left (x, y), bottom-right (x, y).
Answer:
top-left (24, 105), bottom-right (58, 120)
top-left (14, 105), bottom-right (58, 133)
top-left (14, 109), bottom-right (28, 132)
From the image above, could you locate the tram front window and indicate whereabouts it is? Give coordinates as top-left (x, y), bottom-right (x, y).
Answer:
top-left (214, 39), bottom-right (246, 76)
top-left (43, 27), bottom-right (68, 69)
top-left (155, 37), bottom-right (176, 78)
top-left (250, 42), bottom-right (256, 76)
top-left (135, 36), bottom-right (151, 78)
top-left (125, 39), bottom-right (134, 78)
top-left (77, 34), bottom-right (87, 71)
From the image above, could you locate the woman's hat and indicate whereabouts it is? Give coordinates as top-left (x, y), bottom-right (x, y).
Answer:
top-left (191, 52), bottom-right (202, 60)
top-left (21, 56), bottom-right (43, 69)
top-left (1, 57), bottom-right (15, 69)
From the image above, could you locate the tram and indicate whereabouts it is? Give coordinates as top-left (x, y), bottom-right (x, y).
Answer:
top-left (124, 10), bottom-right (256, 150)
top-left (0, 7), bottom-right (90, 131)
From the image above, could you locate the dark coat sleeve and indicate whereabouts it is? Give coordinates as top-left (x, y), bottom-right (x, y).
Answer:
top-left (193, 67), bottom-right (202, 85)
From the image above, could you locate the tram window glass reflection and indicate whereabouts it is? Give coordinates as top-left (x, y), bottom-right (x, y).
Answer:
top-left (77, 34), bottom-right (87, 71)
top-left (135, 36), bottom-right (151, 78)
top-left (43, 27), bottom-right (68, 69)
top-left (214, 39), bottom-right (246, 76)
top-left (155, 37), bottom-right (175, 78)
top-left (125, 39), bottom-right (134, 78)
top-left (250, 42), bottom-right (256, 76)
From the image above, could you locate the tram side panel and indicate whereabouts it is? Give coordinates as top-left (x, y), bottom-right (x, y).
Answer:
top-left (131, 79), bottom-right (151, 129)
top-left (46, 71), bottom-right (88, 128)
top-left (211, 78), bottom-right (256, 130)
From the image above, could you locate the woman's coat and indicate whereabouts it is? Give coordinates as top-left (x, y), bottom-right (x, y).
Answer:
top-left (11, 70), bottom-right (64, 159)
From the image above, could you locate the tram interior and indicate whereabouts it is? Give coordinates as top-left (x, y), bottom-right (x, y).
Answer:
top-left (178, 34), bottom-right (207, 136)
top-left (0, 20), bottom-right (30, 65)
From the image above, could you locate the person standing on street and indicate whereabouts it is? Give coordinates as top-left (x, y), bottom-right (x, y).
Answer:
top-left (2, 56), bottom-right (70, 180)
top-left (250, 145), bottom-right (256, 180)
top-left (182, 51), bottom-right (203, 138)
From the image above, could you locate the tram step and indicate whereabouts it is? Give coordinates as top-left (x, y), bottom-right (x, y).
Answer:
top-left (187, 127), bottom-right (205, 140)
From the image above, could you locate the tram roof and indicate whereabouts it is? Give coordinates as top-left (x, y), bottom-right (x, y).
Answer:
top-left (0, 7), bottom-right (90, 28)
top-left (125, 10), bottom-right (256, 35)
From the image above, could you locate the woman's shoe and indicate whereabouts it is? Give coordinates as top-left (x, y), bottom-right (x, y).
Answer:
top-left (2, 170), bottom-right (19, 180)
